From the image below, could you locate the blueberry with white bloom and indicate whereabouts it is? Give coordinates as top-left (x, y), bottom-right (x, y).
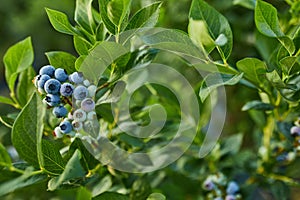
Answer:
top-left (52, 105), bottom-right (68, 118)
top-left (60, 83), bottom-right (74, 97)
top-left (70, 72), bottom-right (84, 84)
top-left (203, 178), bottom-right (215, 191)
top-left (83, 79), bottom-right (90, 87)
top-left (34, 75), bottom-right (41, 87)
top-left (226, 181), bottom-right (239, 194)
top-left (81, 98), bottom-right (95, 112)
top-left (290, 126), bottom-right (300, 137)
top-left (43, 94), bottom-right (60, 107)
top-left (88, 85), bottom-right (97, 97)
top-left (44, 79), bottom-right (61, 94)
top-left (72, 121), bottom-right (83, 131)
top-left (39, 65), bottom-right (55, 76)
top-left (73, 109), bottom-right (87, 122)
top-left (37, 74), bottom-right (51, 89)
top-left (73, 85), bottom-right (88, 100)
top-left (54, 68), bottom-right (69, 82)
top-left (59, 120), bottom-right (72, 133)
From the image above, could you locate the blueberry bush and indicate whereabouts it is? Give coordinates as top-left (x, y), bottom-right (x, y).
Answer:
top-left (0, 0), bottom-right (300, 199)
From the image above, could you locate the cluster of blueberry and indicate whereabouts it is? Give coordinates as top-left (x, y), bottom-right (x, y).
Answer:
top-left (273, 119), bottom-right (300, 163)
top-left (202, 173), bottom-right (241, 200)
top-left (34, 65), bottom-right (97, 138)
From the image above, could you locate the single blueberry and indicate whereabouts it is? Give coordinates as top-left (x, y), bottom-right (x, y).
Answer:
top-left (54, 68), bottom-right (69, 82)
top-left (73, 85), bottom-right (88, 100)
top-left (52, 105), bottom-right (68, 118)
top-left (43, 94), bottom-right (60, 107)
top-left (44, 79), bottom-right (61, 94)
top-left (290, 126), bottom-right (300, 137)
top-left (59, 120), bottom-right (73, 133)
top-left (81, 98), bottom-right (95, 112)
top-left (39, 65), bottom-right (55, 76)
top-left (73, 109), bottom-right (87, 122)
top-left (203, 178), bottom-right (215, 191)
top-left (226, 181), bottom-right (239, 195)
top-left (70, 72), bottom-right (84, 84)
top-left (72, 121), bottom-right (83, 131)
top-left (60, 83), bottom-right (74, 97)
top-left (37, 74), bottom-right (51, 89)
top-left (88, 85), bottom-right (97, 97)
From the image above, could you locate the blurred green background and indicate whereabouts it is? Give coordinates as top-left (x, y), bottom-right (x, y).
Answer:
top-left (0, 0), bottom-right (297, 199)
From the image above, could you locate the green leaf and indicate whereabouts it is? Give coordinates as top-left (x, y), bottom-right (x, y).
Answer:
top-left (3, 37), bottom-right (34, 93)
top-left (0, 115), bottom-right (15, 128)
top-left (0, 143), bottom-right (11, 167)
top-left (220, 133), bottom-right (243, 156)
top-left (189, 0), bottom-right (233, 59)
top-left (255, 0), bottom-right (295, 54)
top-left (199, 73), bottom-right (243, 102)
top-left (107, 0), bottom-right (131, 28)
top-left (16, 66), bottom-right (36, 107)
top-left (0, 96), bottom-right (15, 107)
top-left (126, 2), bottom-right (161, 30)
top-left (45, 51), bottom-right (77, 74)
top-left (77, 186), bottom-right (92, 200)
top-left (93, 192), bottom-right (129, 200)
top-left (79, 41), bottom-right (128, 84)
top-left (12, 93), bottom-right (46, 168)
top-left (188, 19), bottom-right (215, 53)
top-left (91, 175), bottom-right (112, 197)
top-left (74, 35), bottom-right (92, 55)
top-left (0, 169), bottom-right (47, 197)
top-left (236, 58), bottom-right (268, 89)
top-left (48, 150), bottom-right (86, 191)
top-left (45, 8), bottom-right (78, 35)
top-left (279, 56), bottom-right (300, 76)
top-left (67, 138), bottom-right (99, 171)
top-left (233, 0), bottom-right (255, 9)
top-left (242, 100), bottom-right (274, 111)
top-left (41, 140), bottom-right (65, 175)
top-left (75, 0), bottom-right (96, 34)
top-left (147, 193), bottom-right (166, 200)
top-left (99, 0), bottom-right (117, 34)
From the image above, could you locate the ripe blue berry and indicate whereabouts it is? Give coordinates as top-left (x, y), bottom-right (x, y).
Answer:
top-left (59, 120), bottom-right (72, 133)
top-left (73, 85), bottom-right (88, 100)
top-left (290, 126), bottom-right (300, 136)
top-left (70, 72), bottom-right (84, 84)
top-left (52, 105), bottom-right (68, 118)
top-left (72, 121), bottom-right (83, 131)
top-left (39, 65), bottom-right (55, 76)
top-left (54, 68), bottom-right (69, 82)
top-left (37, 74), bottom-right (51, 89)
top-left (81, 98), bottom-right (95, 112)
top-left (60, 83), bottom-right (74, 97)
top-left (226, 181), bottom-right (239, 195)
top-left (44, 79), bottom-right (61, 94)
top-left (73, 109), bottom-right (87, 122)
top-left (43, 94), bottom-right (60, 107)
